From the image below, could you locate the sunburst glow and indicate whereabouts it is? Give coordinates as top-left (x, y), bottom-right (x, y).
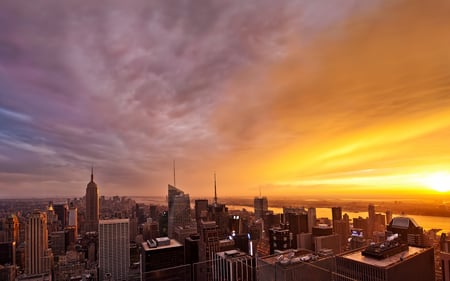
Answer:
top-left (422, 172), bottom-right (450, 193)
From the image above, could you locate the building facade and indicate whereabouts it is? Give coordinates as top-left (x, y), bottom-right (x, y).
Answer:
top-left (254, 197), bottom-right (268, 220)
top-left (168, 185), bottom-right (191, 238)
top-left (336, 241), bottom-right (435, 281)
top-left (25, 210), bottom-right (53, 275)
top-left (98, 219), bottom-right (130, 281)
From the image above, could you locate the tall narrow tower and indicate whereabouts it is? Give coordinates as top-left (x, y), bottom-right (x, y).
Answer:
top-left (85, 167), bottom-right (99, 233)
top-left (213, 172), bottom-right (217, 206)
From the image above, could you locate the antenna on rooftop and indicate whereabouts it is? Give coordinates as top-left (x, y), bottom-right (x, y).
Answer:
top-left (214, 171), bottom-right (218, 205)
top-left (173, 160), bottom-right (176, 187)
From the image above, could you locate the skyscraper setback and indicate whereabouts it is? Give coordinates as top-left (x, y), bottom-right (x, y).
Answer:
top-left (85, 168), bottom-right (99, 233)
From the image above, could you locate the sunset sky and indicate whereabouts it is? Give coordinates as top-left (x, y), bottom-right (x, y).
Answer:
top-left (1, 1), bottom-right (450, 199)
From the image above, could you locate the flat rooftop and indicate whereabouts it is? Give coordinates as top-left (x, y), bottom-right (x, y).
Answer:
top-left (259, 249), bottom-right (316, 265)
top-left (99, 218), bottom-right (129, 224)
top-left (141, 239), bottom-right (182, 251)
top-left (340, 246), bottom-right (426, 267)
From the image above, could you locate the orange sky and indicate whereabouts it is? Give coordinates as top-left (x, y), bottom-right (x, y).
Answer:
top-left (203, 0), bottom-right (450, 198)
top-left (1, 0), bottom-right (450, 199)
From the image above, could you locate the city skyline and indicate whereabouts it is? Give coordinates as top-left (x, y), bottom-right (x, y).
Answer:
top-left (1, 0), bottom-right (450, 199)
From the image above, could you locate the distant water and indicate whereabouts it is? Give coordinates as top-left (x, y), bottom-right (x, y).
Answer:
top-left (227, 205), bottom-right (450, 234)
top-left (133, 197), bottom-right (450, 233)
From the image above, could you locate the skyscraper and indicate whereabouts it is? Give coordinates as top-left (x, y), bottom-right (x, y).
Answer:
top-left (195, 199), bottom-right (209, 231)
top-left (199, 221), bottom-right (220, 281)
top-left (85, 168), bottom-right (99, 233)
top-left (68, 202), bottom-right (78, 240)
top-left (25, 210), bottom-right (53, 275)
top-left (53, 203), bottom-right (68, 229)
top-left (307, 207), bottom-right (317, 233)
top-left (331, 207), bottom-right (343, 237)
top-left (167, 185), bottom-right (191, 238)
top-left (98, 219), bottom-right (130, 281)
top-left (1, 215), bottom-right (19, 244)
top-left (254, 197), bottom-right (268, 220)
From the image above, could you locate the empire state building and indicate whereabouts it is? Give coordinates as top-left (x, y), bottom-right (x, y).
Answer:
top-left (85, 168), bottom-right (99, 233)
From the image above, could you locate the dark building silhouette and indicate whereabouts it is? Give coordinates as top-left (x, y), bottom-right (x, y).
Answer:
top-left (140, 238), bottom-right (186, 281)
top-left (269, 227), bottom-right (292, 254)
top-left (285, 212), bottom-right (308, 249)
top-left (195, 199), bottom-right (209, 231)
top-left (440, 233), bottom-right (450, 281)
top-left (386, 210), bottom-right (393, 225)
top-left (85, 168), bottom-right (99, 233)
top-left (0, 215), bottom-right (19, 244)
top-left (0, 241), bottom-right (15, 265)
top-left (232, 233), bottom-right (250, 254)
top-left (254, 197), bottom-right (268, 220)
top-left (168, 185), bottom-right (191, 238)
top-left (159, 211), bottom-right (168, 237)
top-left (53, 203), bottom-right (68, 229)
top-left (333, 220), bottom-right (350, 248)
top-left (386, 216), bottom-right (423, 243)
top-left (353, 217), bottom-right (369, 239)
top-left (312, 225), bottom-right (333, 237)
top-left (331, 207), bottom-right (342, 231)
top-left (185, 234), bottom-right (200, 265)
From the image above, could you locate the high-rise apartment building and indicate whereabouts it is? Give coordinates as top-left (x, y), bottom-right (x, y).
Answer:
top-left (168, 185), bottom-right (191, 238)
top-left (25, 210), bottom-right (53, 275)
top-left (85, 168), bottom-right (99, 233)
top-left (254, 197), bottom-right (268, 220)
top-left (98, 219), bottom-right (130, 281)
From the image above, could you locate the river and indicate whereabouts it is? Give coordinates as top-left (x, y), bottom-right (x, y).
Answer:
top-left (227, 205), bottom-right (450, 233)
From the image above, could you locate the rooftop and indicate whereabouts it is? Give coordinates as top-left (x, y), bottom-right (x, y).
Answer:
top-left (341, 245), bottom-right (426, 268)
top-left (216, 250), bottom-right (250, 259)
top-left (390, 217), bottom-right (420, 229)
top-left (259, 249), bottom-right (319, 266)
top-left (99, 218), bottom-right (129, 224)
top-left (141, 239), bottom-right (182, 251)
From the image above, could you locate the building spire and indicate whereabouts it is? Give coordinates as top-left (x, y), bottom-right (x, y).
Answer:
top-left (91, 165), bottom-right (94, 182)
top-left (214, 172), bottom-right (217, 205)
top-left (173, 160), bottom-right (176, 187)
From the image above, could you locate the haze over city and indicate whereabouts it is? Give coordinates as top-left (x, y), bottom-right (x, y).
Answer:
top-left (1, 0), bottom-right (450, 199)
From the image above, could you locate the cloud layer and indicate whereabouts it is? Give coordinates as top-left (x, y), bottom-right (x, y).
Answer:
top-left (1, 0), bottom-right (449, 198)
